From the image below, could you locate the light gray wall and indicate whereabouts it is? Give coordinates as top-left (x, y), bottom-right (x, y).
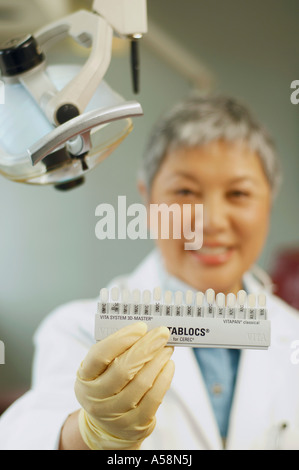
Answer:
top-left (0, 0), bottom-right (298, 392)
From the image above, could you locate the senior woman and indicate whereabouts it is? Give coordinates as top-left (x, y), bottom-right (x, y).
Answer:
top-left (0, 95), bottom-right (299, 451)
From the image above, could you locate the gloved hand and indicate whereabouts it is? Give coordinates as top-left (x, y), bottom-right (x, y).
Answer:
top-left (75, 322), bottom-right (175, 450)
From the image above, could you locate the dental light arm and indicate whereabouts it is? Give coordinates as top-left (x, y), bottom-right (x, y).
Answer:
top-left (0, 0), bottom-right (147, 189)
top-left (27, 10), bottom-right (114, 126)
top-left (93, 0), bottom-right (148, 37)
top-left (29, 101), bottom-right (143, 166)
top-left (93, 0), bottom-right (147, 93)
top-left (19, 0), bottom-right (147, 125)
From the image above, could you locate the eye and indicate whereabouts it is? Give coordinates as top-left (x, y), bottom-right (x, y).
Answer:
top-left (175, 188), bottom-right (195, 196)
top-left (228, 190), bottom-right (250, 199)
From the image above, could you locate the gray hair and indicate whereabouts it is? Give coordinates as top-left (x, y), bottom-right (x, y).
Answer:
top-left (139, 94), bottom-right (282, 198)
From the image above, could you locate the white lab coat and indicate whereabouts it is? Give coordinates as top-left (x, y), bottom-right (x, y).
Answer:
top-left (1, 249), bottom-right (299, 450)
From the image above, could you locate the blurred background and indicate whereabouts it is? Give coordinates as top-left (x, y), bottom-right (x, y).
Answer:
top-left (0, 0), bottom-right (298, 410)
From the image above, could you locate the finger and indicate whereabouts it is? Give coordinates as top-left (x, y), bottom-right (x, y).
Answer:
top-left (102, 360), bottom-right (175, 441)
top-left (95, 326), bottom-right (170, 397)
top-left (78, 322), bottom-right (148, 380)
top-left (123, 346), bottom-right (174, 408)
top-left (97, 346), bottom-right (174, 412)
top-left (135, 359), bottom-right (175, 423)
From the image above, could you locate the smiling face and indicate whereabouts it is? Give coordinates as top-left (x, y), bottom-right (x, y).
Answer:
top-left (139, 139), bottom-right (272, 295)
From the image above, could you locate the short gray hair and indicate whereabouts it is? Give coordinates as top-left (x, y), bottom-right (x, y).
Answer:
top-left (139, 94), bottom-right (282, 198)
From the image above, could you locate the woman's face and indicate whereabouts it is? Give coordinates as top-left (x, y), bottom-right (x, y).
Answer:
top-left (140, 139), bottom-right (272, 295)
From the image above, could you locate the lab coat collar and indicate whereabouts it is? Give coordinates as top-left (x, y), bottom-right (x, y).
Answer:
top-left (127, 248), bottom-right (269, 293)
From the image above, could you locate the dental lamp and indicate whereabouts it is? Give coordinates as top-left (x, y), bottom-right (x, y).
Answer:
top-left (0, 0), bottom-right (147, 190)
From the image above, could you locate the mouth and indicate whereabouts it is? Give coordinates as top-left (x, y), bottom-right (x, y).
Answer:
top-left (188, 244), bottom-right (235, 266)
top-left (199, 246), bottom-right (231, 255)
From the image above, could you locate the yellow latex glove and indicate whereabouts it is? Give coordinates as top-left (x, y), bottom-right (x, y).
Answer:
top-left (75, 322), bottom-right (175, 450)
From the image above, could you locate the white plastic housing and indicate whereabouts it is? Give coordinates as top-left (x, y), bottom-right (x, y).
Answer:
top-left (95, 288), bottom-right (271, 350)
top-left (95, 313), bottom-right (271, 350)
top-left (33, 10), bottom-right (113, 124)
top-left (0, 65), bottom-right (143, 185)
top-left (93, 0), bottom-right (148, 36)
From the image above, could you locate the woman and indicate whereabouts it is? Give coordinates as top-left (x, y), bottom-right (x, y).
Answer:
top-left (0, 95), bottom-right (299, 450)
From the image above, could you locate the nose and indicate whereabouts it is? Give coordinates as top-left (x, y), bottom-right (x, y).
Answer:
top-left (202, 194), bottom-right (230, 235)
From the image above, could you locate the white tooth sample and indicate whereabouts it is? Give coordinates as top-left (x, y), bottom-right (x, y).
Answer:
top-left (174, 290), bottom-right (183, 316)
top-left (163, 290), bottom-right (173, 316)
top-left (110, 287), bottom-right (120, 314)
top-left (205, 288), bottom-right (215, 317)
top-left (185, 290), bottom-right (194, 316)
top-left (226, 293), bottom-right (236, 318)
top-left (100, 287), bottom-right (109, 302)
top-left (142, 289), bottom-right (151, 315)
top-left (247, 293), bottom-right (256, 319)
top-left (258, 293), bottom-right (266, 308)
top-left (121, 288), bottom-right (130, 315)
top-left (152, 286), bottom-right (162, 315)
top-left (258, 293), bottom-right (267, 319)
top-left (111, 286), bottom-right (119, 300)
top-left (131, 288), bottom-right (141, 315)
top-left (143, 289), bottom-right (151, 303)
top-left (216, 292), bottom-right (225, 317)
top-left (195, 291), bottom-right (204, 317)
top-left (237, 289), bottom-right (246, 303)
top-left (98, 288), bottom-right (109, 314)
top-left (237, 289), bottom-right (247, 319)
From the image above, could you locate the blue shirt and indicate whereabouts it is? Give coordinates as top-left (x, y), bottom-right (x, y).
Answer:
top-left (159, 262), bottom-right (241, 439)
top-left (193, 347), bottom-right (240, 438)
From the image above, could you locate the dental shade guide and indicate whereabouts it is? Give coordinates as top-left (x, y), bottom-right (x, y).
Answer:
top-left (95, 287), bottom-right (271, 350)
